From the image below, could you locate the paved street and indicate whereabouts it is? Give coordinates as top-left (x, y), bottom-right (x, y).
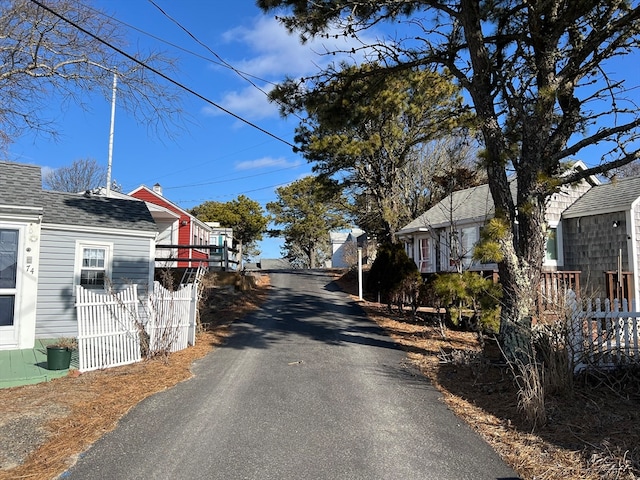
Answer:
top-left (63, 270), bottom-right (519, 480)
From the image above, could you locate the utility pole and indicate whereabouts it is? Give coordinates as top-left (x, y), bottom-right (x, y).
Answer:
top-left (106, 70), bottom-right (117, 196)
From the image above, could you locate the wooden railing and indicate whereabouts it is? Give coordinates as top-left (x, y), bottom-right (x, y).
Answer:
top-left (604, 271), bottom-right (634, 305)
top-left (538, 270), bottom-right (581, 314)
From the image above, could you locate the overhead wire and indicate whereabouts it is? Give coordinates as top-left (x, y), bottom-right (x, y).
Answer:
top-left (28, 0), bottom-right (297, 150)
top-left (80, 1), bottom-right (278, 88)
top-left (163, 163), bottom-right (305, 190)
top-left (172, 180), bottom-right (295, 204)
top-left (75, 2), bottom-right (305, 190)
top-left (147, 0), bottom-right (272, 98)
top-left (145, 0), bottom-right (305, 122)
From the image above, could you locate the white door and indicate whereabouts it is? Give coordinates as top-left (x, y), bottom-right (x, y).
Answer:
top-left (0, 227), bottom-right (21, 347)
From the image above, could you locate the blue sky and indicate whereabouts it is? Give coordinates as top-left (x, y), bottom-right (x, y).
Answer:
top-left (6, 1), bottom-right (640, 259)
top-left (7, 1), bottom-right (373, 259)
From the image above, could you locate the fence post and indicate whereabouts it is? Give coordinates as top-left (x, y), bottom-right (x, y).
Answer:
top-left (188, 283), bottom-right (197, 346)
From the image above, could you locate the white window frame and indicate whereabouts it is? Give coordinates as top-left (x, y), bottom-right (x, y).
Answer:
top-left (0, 226), bottom-right (21, 331)
top-left (417, 237), bottom-right (432, 273)
top-left (460, 225), bottom-right (479, 269)
top-left (74, 241), bottom-right (113, 290)
top-left (544, 221), bottom-right (564, 268)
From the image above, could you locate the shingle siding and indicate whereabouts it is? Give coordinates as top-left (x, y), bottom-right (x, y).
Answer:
top-left (562, 213), bottom-right (630, 298)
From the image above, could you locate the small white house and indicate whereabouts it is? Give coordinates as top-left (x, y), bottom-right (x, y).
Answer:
top-left (330, 228), bottom-right (365, 268)
top-left (206, 222), bottom-right (235, 271)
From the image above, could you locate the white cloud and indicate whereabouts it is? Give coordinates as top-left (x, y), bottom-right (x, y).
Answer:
top-left (202, 84), bottom-right (278, 120)
top-left (223, 15), bottom-right (374, 78)
top-left (203, 15), bottom-right (379, 120)
top-left (235, 156), bottom-right (301, 171)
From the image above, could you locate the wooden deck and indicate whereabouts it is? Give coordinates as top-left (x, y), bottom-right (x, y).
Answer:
top-left (0, 339), bottom-right (78, 389)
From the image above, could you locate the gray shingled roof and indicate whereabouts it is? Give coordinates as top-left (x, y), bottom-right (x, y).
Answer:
top-left (562, 176), bottom-right (640, 218)
top-left (41, 191), bottom-right (157, 232)
top-left (399, 183), bottom-right (500, 233)
top-left (1, 161), bottom-right (156, 232)
top-left (0, 161), bottom-right (42, 208)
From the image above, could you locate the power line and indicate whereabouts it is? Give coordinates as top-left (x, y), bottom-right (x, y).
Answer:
top-left (147, 0), bottom-right (271, 96)
top-left (145, 0), bottom-right (304, 122)
top-left (172, 181), bottom-right (293, 205)
top-left (81, 1), bottom-right (278, 88)
top-left (28, 0), bottom-right (297, 150)
top-left (164, 163), bottom-right (304, 190)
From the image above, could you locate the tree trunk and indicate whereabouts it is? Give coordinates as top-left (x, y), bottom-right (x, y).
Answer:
top-left (494, 197), bottom-right (546, 363)
top-left (309, 243), bottom-right (316, 269)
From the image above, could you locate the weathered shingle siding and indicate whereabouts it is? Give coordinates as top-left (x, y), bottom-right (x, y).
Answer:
top-left (546, 181), bottom-right (593, 223)
top-left (562, 212), bottom-right (629, 298)
top-left (35, 228), bottom-right (153, 338)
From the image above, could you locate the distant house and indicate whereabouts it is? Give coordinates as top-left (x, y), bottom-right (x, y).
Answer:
top-left (330, 228), bottom-right (365, 268)
top-left (0, 161), bottom-right (157, 350)
top-left (129, 184), bottom-right (212, 269)
top-left (396, 165), bottom-right (598, 277)
top-left (206, 222), bottom-right (236, 271)
top-left (397, 166), bottom-right (640, 305)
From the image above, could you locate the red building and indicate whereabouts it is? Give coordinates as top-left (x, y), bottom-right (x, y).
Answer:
top-left (129, 184), bottom-right (211, 269)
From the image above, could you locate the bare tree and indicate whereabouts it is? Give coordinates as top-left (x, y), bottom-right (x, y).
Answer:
top-left (43, 157), bottom-right (105, 192)
top-left (0, 0), bottom-right (183, 150)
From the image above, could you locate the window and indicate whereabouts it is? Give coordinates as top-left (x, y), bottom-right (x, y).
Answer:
top-left (0, 296), bottom-right (15, 327)
top-left (0, 229), bottom-right (18, 289)
top-left (460, 226), bottom-right (478, 268)
top-left (0, 229), bottom-right (18, 326)
top-left (546, 227), bottom-right (558, 261)
top-left (418, 238), bottom-right (431, 273)
top-left (76, 242), bottom-right (111, 289)
top-left (404, 241), bottom-right (413, 260)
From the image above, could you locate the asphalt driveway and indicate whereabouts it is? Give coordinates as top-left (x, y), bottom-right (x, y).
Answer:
top-left (62, 270), bottom-right (519, 480)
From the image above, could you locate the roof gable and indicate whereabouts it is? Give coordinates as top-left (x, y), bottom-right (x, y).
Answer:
top-left (399, 162), bottom-right (598, 235)
top-left (1, 161), bottom-right (156, 232)
top-left (129, 185), bottom-right (186, 217)
top-left (129, 185), bottom-right (211, 231)
top-left (399, 183), bottom-right (498, 233)
top-left (562, 176), bottom-right (640, 218)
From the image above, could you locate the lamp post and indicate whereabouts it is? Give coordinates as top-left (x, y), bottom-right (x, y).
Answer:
top-left (358, 246), bottom-right (363, 301)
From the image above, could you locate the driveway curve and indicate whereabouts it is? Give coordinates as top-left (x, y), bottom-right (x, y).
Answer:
top-left (63, 270), bottom-right (519, 480)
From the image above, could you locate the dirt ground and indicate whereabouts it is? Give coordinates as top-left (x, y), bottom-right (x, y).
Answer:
top-left (1, 270), bottom-right (639, 480)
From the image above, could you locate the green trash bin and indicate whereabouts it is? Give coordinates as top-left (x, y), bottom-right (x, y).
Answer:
top-left (46, 345), bottom-right (72, 370)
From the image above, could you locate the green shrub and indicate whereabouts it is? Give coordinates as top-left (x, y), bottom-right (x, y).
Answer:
top-left (431, 271), bottom-right (501, 332)
top-left (367, 242), bottom-right (422, 312)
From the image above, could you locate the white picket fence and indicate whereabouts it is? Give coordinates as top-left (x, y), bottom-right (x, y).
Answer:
top-left (75, 282), bottom-right (198, 372)
top-left (75, 285), bottom-right (142, 372)
top-left (568, 290), bottom-right (640, 372)
top-left (146, 281), bottom-right (197, 353)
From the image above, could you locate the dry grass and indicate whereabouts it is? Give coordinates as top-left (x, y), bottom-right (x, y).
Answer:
top-left (0, 273), bottom-right (269, 480)
top-left (335, 270), bottom-right (640, 480)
